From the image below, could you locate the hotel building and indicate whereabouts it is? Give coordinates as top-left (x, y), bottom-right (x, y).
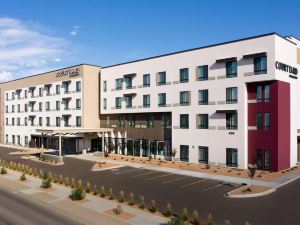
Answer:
top-left (1, 33), bottom-right (300, 171)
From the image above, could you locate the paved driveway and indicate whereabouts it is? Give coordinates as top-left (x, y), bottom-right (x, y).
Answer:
top-left (1, 147), bottom-right (300, 225)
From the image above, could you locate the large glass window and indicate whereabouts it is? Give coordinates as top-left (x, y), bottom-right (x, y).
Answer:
top-left (198, 114), bottom-right (209, 129)
top-left (45, 102), bottom-right (50, 111)
top-left (198, 146), bottom-right (208, 164)
top-left (76, 116), bottom-right (81, 127)
top-left (56, 117), bottom-right (61, 127)
top-left (124, 76), bottom-right (133, 89)
top-left (226, 113), bottom-right (238, 130)
top-left (64, 83), bottom-right (70, 93)
top-left (180, 68), bottom-right (189, 83)
top-left (254, 56), bottom-right (267, 75)
top-left (226, 87), bottom-right (238, 104)
top-left (76, 81), bottom-right (81, 92)
top-left (128, 115), bottom-right (136, 128)
top-left (180, 114), bottom-right (189, 129)
top-left (257, 112), bottom-right (263, 130)
top-left (125, 95), bottom-right (132, 108)
top-left (143, 94), bottom-right (150, 107)
top-left (180, 91), bottom-right (190, 106)
top-left (46, 117), bottom-right (50, 127)
top-left (45, 86), bottom-right (51, 96)
top-left (118, 115), bottom-right (126, 127)
top-left (157, 72), bottom-right (166, 85)
top-left (161, 115), bottom-right (170, 127)
top-left (256, 86), bottom-right (262, 102)
top-left (56, 101), bottom-right (60, 111)
top-left (39, 87), bottom-right (43, 97)
top-left (115, 78), bottom-right (123, 90)
top-left (146, 115), bottom-right (154, 128)
top-left (39, 102), bottom-right (42, 111)
top-left (256, 149), bottom-right (263, 169)
top-left (115, 97), bottom-right (122, 109)
top-left (226, 148), bottom-right (238, 167)
top-left (76, 99), bottom-right (81, 109)
top-left (158, 93), bottom-right (166, 107)
top-left (197, 65), bottom-right (208, 81)
top-left (180, 145), bottom-right (189, 162)
top-left (265, 85), bottom-right (270, 102)
top-left (56, 84), bottom-right (60, 95)
top-left (226, 60), bottom-right (237, 78)
top-left (198, 89), bottom-right (208, 105)
top-left (264, 150), bottom-right (270, 169)
top-left (264, 112), bottom-right (270, 130)
top-left (143, 74), bottom-right (150, 87)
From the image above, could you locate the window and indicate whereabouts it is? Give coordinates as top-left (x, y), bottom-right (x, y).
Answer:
top-left (12, 92), bottom-right (15, 100)
top-left (125, 95), bottom-right (132, 108)
top-left (180, 114), bottom-right (189, 129)
top-left (264, 112), bottom-right (270, 130)
top-left (17, 135), bottom-right (20, 145)
top-left (45, 86), bottom-right (51, 96)
top-left (256, 86), bottom-right (262, 102)
top-left (198, 114), bottom-right (209, 129)
top-left (115, 97), bottom-right (122, 109)
top-left (128, 115), bottom-right (136, 128)
top-left (161, 115), bottom-right (170, 127)
top-left (146, 115), bottom-right (154, 128)
top-left (39, 117), bottom-right (42, 126)
top-left (5, 106), bottom-right (8, 113)
top-left (64, 99), bottom-right (69, 110)
top-left (76, 81), bottom-right (81, 92)
top-left (115, 78), bottom-right (123, 90)
top-left (6, 134), bottom-right (8, 143)
top-left (76, 116), bottom-right (81, 127)
top-left (265, 85), bottom-right (270, 102)
top-left (226, 113), bottom-right (238, 130)
top-left (25, 104), bottom-right (28, 112)
top-left (12, 105), bottom-right (15, 113)
top-left (30, 117), bottom-right (34, 126)
top-left (24, 117), bottom-right (27, 126)
top-left (180, 91), bottom-right (190, 106)
top-left (226, 60), bottom-right (237, 78)
top-left (226, 148), bottom-right (238, 167)
top-left (157, 72), bottom-right (166, 85)
top-left (180, 68), bottom-right (189, 83)
top-left (25, 136), bottom-right (28, 146)
top-left (46, 117), bottom-right (50, 126)
top-left (12, 135), bottom-right (15, 144)
top-left (39, 102), bottom-right (42, 111)
top-left (198, 146), bottom-right (208, 164)
top-left (76, 99), bottom-right (81, 109)
top-left (198, 89), bottom-right (208, 105)
top-left (6, 93), bottom-right (8, 100)
top-left (30, 88), bottom-right (35, 97)
top-left (180, 145), bottom-right (189, 162)
top-left (39, 87), bottom-right (43, 97)
top-left (264, 150), bottom-right (270, 169)
top-left (63, 116), bottom-right (69, 127)
top-left (158, 93), bottom-right (166, 107)
top-left (56, 85), bottom-right (60, 94)
top-left (254, 56), bottom-right (267, 75)
top-left (24, 90), bottom-right (28, 98)
top-left (5, 118), bottom-right (8, 125)
top-left (256, 149), bottom-right (263, 169)
top-left (103, 98), bottom-right (107, 110)
top-left (143, 74), bottom-right (150, 87)
top-left (118, 115), bottom-right (126, 127)
top-left (124, 76), bottom-right (133, 89)
top-left (17, 104), bottom-right (20, 112)
top-left (56, 117), bottom-right (61, 127)
top-left (226, 87), bottom-right (238, 104)
top-left (256, 112), bottom-right (263, 130)
top-left (45, 102), bottom-right (50, 111)
top-left (64, 82), bottom-right (70, 93)
top-left (197, 65), bottom-right (208, 81)
top-left (143, 95), bottom-right (150, 107)
top-left (56, 101), bottom-right (60, 111)
top-left (103, 81), bottom-right (107, 92)
top-left (17, 117), bottom-right (20, 126)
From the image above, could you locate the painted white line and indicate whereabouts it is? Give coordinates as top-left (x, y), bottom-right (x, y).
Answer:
top-left (181, 179), bottom-right (207, 188)
top-left (146, 173), bottom-right (173, 181)
top-left (114, 168), bottom-right (145, 175)
top-left (162, 176), bottom-right (186, 184)
top-left (132, 171), bottom-right (157, 178)
top-left (201, 182), bottom-right (227, 192)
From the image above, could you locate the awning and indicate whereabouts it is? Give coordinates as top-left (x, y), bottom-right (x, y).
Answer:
top-left (29, 86), bottom-right (36, 90)
top-left (123, 73), bottom-right (136, 77)
top-left (35, 127), bottom-right (114, 135)
top-left (216, 57), bottom-right (237, 63)
top-left (124, 93), bottom-right (136, 96)
top-left (62, 114), bottom-right (71, 117)
top-left (62, 80), bottom-right (71, 84)
top-left (44, 83), bottom-right (52, 87)
top-left (243, 52), bottom-right (267, 59)
top-left (216, 109), bottom-right (237, 113)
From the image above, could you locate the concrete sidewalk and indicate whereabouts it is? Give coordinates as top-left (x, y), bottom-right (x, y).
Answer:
top-left (0, 168), bottom-right (167, 225)
top-left (67, 153), bottom-right (300, 189)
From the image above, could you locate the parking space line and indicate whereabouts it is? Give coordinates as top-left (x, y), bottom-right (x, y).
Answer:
top-left (181, 179), bottom-right (206, 188)
top-left (132, 171), bottom-right (157, 178)
top-left (162, 176), bottom-right (186, 184)
top-left (201, 182), bottom-right (228, 192)
top-left (114, 168), bottom-right (141, 175)
top-left (146, 173), bottom-right (173, 181)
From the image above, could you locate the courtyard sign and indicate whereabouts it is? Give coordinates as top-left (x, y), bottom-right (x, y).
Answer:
top-left (275, 61), bottom-right (298, 75)
top-left (56, 67), bottom-right (80, 78)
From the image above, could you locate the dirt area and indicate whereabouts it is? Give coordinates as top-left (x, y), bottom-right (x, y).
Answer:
top-left (104, 208), bottom-right (135, 220)
top-left (92, 162), bottom-right (120, 171)
top-left (106, 154), bottom-right (300, 182)
top-left (229, 185), bottom-right (272, 196)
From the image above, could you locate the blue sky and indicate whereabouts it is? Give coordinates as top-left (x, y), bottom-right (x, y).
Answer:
top-left (0, 0), bottom-right (299, 81)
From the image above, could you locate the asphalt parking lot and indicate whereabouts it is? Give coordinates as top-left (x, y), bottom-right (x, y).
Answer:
top-left (1, 147), bottom-right (300, 225)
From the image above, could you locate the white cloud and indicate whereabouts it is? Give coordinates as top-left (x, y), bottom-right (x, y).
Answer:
top-left (0, 17), bottom-right (74, 81)
top-left (0, 71), bottom-right (13, 82)
top-left (70, 25), bottom-right (79, 36)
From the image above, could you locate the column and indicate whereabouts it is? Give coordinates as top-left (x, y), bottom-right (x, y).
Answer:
top-left (148, 140), bottom-right (151, 157)
top-left (41, 133), bottom-right (44, 153)
top-left (58, 134), bottom-right (62, 156)
top-left (101, 132), bottom-right (105, 152)
top-left (140, 140), bottom-right (143, 157)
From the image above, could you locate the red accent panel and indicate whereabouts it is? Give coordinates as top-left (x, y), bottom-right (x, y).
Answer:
top-left (247, 81), bottom-right (290, 171)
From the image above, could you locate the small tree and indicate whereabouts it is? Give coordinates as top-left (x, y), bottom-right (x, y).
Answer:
top-left (181, 208), bottom-right (189, 222)
top-left (128, 192), bottom-right (135, 206)
top-left (70, 186), bottom-right (86, 201)
top-left (86, 182), bottom-right (91, 193)
top-left (139, 195), bottom-right (145, 209)
top-left (172, 147), bottom-right (177, 158)
top-left (192, 210), bottom-right (201, 225)
top-left (109, 187), bottom-right (114, 200)
top-left (165, 202), bottom-right (172, 217)
top-left (0, 167), bottom-right (7, 175)
top-left (41, 175), bottom-right (52, 189)
top-left (20, 173), bottom-right (26, 181)
top-left (248, 163), bottom-right (257, 188)
top-left (149, 199), bottom-right (157, 213)
top-left (119, 190), bottom-right (125, 203)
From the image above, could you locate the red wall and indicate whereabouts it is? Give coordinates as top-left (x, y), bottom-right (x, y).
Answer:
top-left (247, 80), bottom-right (290, 171)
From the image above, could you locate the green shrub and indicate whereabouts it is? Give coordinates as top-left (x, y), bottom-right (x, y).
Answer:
top-left (41, 176), bottom-right (52, 189)
top-left (181, 208), bottom-right (189, 222)
top-left (207, 214), bottom-right (213, 225)
top-left (100, 186), bottom-right (106, 198)
top-left (128, 192), bottom-right (135, 206)
top-left (149, 199), bottom-right (157, 213)
top-left (165, 202), bottom-right (172, 217)
top-left (167, 217), bottom-right (186, 225)
top-left (0, 167), bottom-right (7, 174)
top-left (42, 171), bottom-right (49, 180)
top-left (139, 195), bottom-right (145, 209)
top-left (109, 187), bottom-right (114, 200)
top-left (192, 210), bottom-right (201, 225)
top-left (119, 190), bottom-right (125, 203)
top-left (70, 186), bottom-right (86, 201)
top-left (86, 182), bottom-right (91, 193)
top-left (20, 173), bottom-right (26, 181)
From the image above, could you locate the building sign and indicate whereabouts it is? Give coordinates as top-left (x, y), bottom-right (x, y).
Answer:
top-left (56, 67), bottom-right (80, 78)
top-left (275, 61), bottom-right (298, 75)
